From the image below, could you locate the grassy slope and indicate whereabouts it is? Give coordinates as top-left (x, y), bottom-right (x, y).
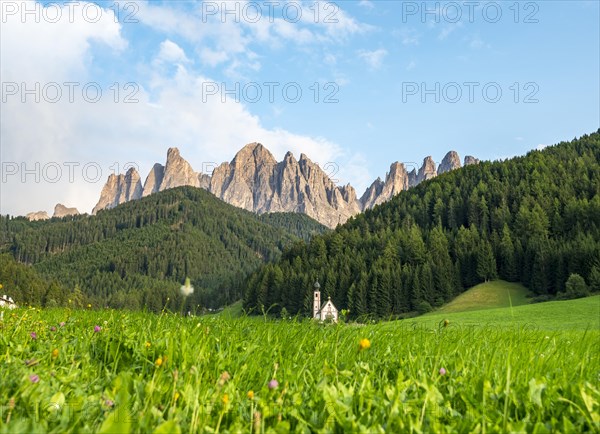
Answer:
top-left (1, 307), bottom-right (598, 432)
top-left (405, 295), bottom-right (600, 331)
top-left (433, 280), bottom-right (531, 314)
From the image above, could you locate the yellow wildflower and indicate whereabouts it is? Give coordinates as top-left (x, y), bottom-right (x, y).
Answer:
top-left (358, 338), bottom-right (371, 351)
top-left (247, 390), bottom-right (254, 400)
top-left (51, 348), bottom-right (59, 359)
top-left (145, 341), bottom-right (151, 349)
top-left (155, 357), bottom-right (163, 367)
top-left (222, 393), bottom-right (229, 405)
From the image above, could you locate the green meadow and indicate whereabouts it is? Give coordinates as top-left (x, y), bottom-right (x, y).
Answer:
top-left (0, 295), bottom-right (599, 433)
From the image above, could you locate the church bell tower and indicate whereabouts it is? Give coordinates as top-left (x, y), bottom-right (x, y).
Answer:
top-left (313, 281), bottom-right (321, 319)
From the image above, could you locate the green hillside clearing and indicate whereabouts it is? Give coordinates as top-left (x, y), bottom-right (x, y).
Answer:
top-left (433, 280), bottom-right (531, 314)
top-left (406, 294), bottom-right (600, 331)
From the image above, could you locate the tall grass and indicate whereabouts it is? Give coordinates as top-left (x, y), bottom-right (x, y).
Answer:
top-left (0, 303), bottom-right (598, 433)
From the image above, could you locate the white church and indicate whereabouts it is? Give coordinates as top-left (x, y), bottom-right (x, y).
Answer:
top-left (312, 281), bottom-right (338, 323)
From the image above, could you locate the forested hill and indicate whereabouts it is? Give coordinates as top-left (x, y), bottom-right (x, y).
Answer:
top-left (0, 187), bottom-right (327, 311)
top-left (244, 131), bottom-right (600, 318)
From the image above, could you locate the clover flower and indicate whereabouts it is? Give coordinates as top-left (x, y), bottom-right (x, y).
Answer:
top-left (268, 379), bottom-right (279, 390)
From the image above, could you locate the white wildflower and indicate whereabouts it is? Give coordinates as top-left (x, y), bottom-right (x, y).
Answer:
top-left (180, 277), bottom-right (194, 297)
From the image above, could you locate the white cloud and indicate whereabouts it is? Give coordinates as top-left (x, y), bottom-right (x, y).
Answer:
top-left (358, 48), bottom-right (388, 70)
top-left (406, 60), bottom-right (417, 71)
top-left (199, 47), bottom-right (229, 67)
top-left (156, 40), bottom-right (190, 64)
top-left (1, 1), bottom-right (363, 217)
top-left (358, 1), bottom-right (375, 10)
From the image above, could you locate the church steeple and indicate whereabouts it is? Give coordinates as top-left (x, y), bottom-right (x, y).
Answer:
top-left (313, 281), bottom-right (321, 319)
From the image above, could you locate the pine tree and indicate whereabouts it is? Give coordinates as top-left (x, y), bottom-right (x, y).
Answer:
top-left (476, 241), bottom-right (497, 282)
top-left (498, 225), bottom-right (517, 281)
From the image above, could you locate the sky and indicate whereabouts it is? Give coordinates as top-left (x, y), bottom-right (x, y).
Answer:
top-left (1, 0), bottom-right (599, 216)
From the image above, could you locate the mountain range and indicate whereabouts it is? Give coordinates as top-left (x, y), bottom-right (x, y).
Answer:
top-left (86, 144), bottom-right (478, 228)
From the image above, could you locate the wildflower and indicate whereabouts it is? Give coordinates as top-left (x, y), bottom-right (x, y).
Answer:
top-left (174, 392), bottom-right (180, 402)
top-left (443, 319), bottom-right (450, 328)
top-left (145, 341), bottom-right (151, 349)
top-left (29, 374), bottom-right (39, 383)
top-left (87, 304), bottom-right (92, 309)
top-left (155, 357), bottom-right (163, 367)
top-left (30, 332), bottom-right (37, 340)
top-left (247, 390), bottom-right (254, 400)
top-left (94, 325), bottom-right (101, 333)
top-left (105, 399), bottom-right (114, 407)
top-left (219, 371), bottom-right (231, 386)
top-left (268, 379), bottom-right (279, 390)
top-left (59, 322), bottom-right (65, 327)
top-left (439, 368), bottom-right (447, 376)
top-left (52, 348), bottom-right (59, 359)
top-left (103, 321), bottom-right (108, 326)
top-left (180, 277), bottom-right (194, 297)
top-left (222, 393), bottom-right (229, 405)
top-left (358, 338), bottom-right (371, 351)
top-left (50, 326), bottom-right (56, 332)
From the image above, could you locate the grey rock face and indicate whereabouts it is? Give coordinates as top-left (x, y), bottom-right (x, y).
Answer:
top-left (437, 151), bottom-right (462, 175)
top-left (464, 155), bottom-right (480, 166)
top-left (417, 156), bottom-right (437, 183)
top-left (361, 162), bottom-right (409, 209)
top-left (209, 144), bottom-right (361, 228)
top-left (92, 168), bottom-right (142, 214)
top-left (53, 203), bottom-right (79, 218)
top-left (142, 163), bottom-right (165, 197)
top-left (159, 148), bottom-right (201, 191)
top-left (360, 178), bottom-right (384, 210)
top-left (26, 211), bottom-right (50, 221)
top-left (90, 143), bottom-right (477, 228)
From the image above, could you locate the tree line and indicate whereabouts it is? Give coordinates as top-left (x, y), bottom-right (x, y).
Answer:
top-left (0, 187), bottom-right (327, 311)
top-left (243, 131), bottom-right (600, 318)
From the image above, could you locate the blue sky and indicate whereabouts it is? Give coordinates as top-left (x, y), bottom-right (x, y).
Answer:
top-left (1, 0), bottom-right (599, 215)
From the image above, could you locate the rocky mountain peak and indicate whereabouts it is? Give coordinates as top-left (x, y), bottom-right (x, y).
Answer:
top-left (92, 168), bottom-right (142, 215)
top-left (26, 211), bottom-right (50, 221)
top-left (53, 203), bottom-right (79, 218)
top-left (418, 156), bottom-right (437, 183)
top-left (464, 155), bottom-right (480, 166)
top-left (362, 162), bottom-right (409, 209)
top-left (142, 163), bottom-right (165, 197)
top-left (159, 147), bottom-right (202, 191)
top-left (88, 143), bottom-right (478, 228)
top-left (437, 151), bottom-right (462, 175)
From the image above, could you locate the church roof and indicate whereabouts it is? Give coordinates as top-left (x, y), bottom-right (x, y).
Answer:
top-left (320, 297), bottom-right (337, 311)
